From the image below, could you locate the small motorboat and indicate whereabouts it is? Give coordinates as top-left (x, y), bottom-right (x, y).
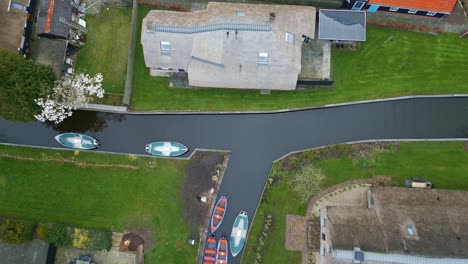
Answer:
top-left (202, 233), bottom-right (217, 264)
top-left (145, 141), bottom-right (188, 157)
top-left (55, 133), bottom-right (99, 150)
top-left (210, 194), bottom-right (228, 233)
top-left (230, 211), bottom-right (248, 257)
top-left (216, 234), bottom-right (228, 264)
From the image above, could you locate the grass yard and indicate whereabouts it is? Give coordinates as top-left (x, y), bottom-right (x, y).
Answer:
top-left (131, 8), bottom-right (468, 111)
top-left (0, 145), bottom-right (196, 263)
top-left (243, 141), bottom-right (468, 263)
top-left (75, 7), bottom-right (132, 103)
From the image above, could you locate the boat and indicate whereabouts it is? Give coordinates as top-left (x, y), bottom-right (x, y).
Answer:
top-left (210, 194), bottom-right (228, 233)
top-left (230, 211), bottom-right (248, 257)
top-left (216, 234), bottom-right (228, 264)
top-left (202, 233), bottom-right (217, 264)
top-left (145, 141), bottom-right (188, 157)
top-left (55, 133), bottom-right (99, 150)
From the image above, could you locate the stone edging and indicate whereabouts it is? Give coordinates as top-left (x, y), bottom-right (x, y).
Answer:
top-left (80, 94), bottom-right (468, 114)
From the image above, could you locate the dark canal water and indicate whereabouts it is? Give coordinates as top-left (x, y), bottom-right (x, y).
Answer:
top-left (1, 97), bottom-right (467, 263)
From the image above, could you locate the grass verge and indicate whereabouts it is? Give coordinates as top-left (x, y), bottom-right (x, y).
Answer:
top-left (75, 7), bottom-right (132, 103)
top-left (243, 141), bottom-right (468, 263)
top-left (131, 10), bottom-right (468, 111)
top-left (0, 144), bottom-right (196, 263)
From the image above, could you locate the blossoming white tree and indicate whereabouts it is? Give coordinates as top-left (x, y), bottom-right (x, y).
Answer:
top-left (35, 73), bottom-right (104, 124)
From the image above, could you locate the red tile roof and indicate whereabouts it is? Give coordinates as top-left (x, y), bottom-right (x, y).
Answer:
top-left (369, 0), bottom-right (457, 13)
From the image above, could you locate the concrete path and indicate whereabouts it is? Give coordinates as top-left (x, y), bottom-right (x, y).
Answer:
top-left (1, 97), bottom-right (468, 264)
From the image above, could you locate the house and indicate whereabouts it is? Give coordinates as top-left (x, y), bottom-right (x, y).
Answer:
top-left (318, 10), bottom-right (366, 42)
top-left (343, 0), bottom-right (458, 18)
top-left (141, 2), bottom-right (316, 90)
top-left (33, 0), bottom-right (86, 77)
top-left (319, 187), bottom-right (468, 263)
top-left (0, 0), bottom-right (34, 53)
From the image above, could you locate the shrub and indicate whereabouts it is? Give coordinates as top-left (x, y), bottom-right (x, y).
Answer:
top-left (37, 224), bottom-right (48, 240)
top-left (289, 165), bottom-right (326, 203)
top-left (44, 223), bottom-right (71, 246)
top-left (0, 220), bottom-right (26, 244)
top-left (88, 228), bottom-right (112, 250)
top-left (72, 228), bottom-right (90, 249)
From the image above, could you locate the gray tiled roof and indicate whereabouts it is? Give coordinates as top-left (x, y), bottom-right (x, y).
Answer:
top-left (36, 0), bottom-right (72, 38)
top-left (318, 10), bottom-right (366, 41)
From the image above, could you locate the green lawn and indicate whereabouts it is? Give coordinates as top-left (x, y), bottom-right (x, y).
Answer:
top-left (75, 7), bottom-right (132, 103)
top-left (0, 145), bottom-right (196, 263)
top-left (131, 8), bottom-right (468, 111)
top-left (243, 141), bottom-right (468, 263)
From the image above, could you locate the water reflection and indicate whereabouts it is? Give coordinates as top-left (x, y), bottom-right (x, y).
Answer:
top-left (45, 111), bottom-right (126, 133)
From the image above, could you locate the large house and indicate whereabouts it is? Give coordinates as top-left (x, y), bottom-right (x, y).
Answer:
top-left (343, 0), bottom-right (458, 18)
top-left (141, 2), bottom-right (316, 90)
top-left (319, 187), bottom-right (468, 263)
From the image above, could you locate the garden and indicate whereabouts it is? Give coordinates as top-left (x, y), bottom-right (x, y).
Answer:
top-left (130, 9), bottom-right (468, 111)
top-left (243, 141), bottom-right (468, 263)
top-left (0, 144), bottom-right (225, 262)
top-left (75, 7), bottom-right (133, 105)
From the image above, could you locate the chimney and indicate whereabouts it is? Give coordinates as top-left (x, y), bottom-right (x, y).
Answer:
top-left (269, 12), bottom-right (276, 22)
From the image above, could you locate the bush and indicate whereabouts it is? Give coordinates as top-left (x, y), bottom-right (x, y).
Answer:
top-left (289, 165), bottom-right (326, 203)
top-left (44, 223), bottom-right (71, 246)
top-left (0, 219), bottom-right (33, 244)
top-left (36, 224), bottom-right (48, 240)
top-left (41, 223), bottom-right (111, 250)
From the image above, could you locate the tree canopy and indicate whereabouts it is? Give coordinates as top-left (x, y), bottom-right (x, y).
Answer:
top-left (0, 49), bottom-right (55, 122)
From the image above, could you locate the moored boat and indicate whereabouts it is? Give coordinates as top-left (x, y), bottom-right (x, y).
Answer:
top-left (230, 211), bottom-right (248, 257)
top-left (203, 233), bottom-right (217, 264)
top-left (55, 133), bottom-right (99, 150)
top-left (216, 234), bottom-right (228, 264)
top-left (210, 194), bottom-right (228, 233)
top-left (145, 141), bottom-right (188, 157)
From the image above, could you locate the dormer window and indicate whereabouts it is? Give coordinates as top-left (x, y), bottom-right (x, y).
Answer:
top-left (160, 41), bottom-right (171, 56)
top-left (258, 52), bottom-right (269, 65)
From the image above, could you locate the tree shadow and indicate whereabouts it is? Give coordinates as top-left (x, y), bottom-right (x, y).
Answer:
top-left (45, 111), bottom-right (126, 133)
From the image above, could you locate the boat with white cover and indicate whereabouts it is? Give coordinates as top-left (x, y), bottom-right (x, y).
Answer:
top-left (55, 133), bottom-right (99, 150)
top-left (230, 211), bottom-right (248, 257)
top-left (145, 141), bottom-right (188, 157)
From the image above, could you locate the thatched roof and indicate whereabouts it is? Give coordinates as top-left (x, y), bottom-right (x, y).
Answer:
top-left (327, 187), bottom-right (468, 257)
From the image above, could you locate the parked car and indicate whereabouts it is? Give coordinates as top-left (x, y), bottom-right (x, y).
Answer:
top-left (406, 178), bottom-right (432, 189)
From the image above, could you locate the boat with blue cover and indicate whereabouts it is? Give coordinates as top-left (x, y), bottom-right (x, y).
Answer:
top-left (210, 194), bottom-right (228, 233)
top-left (230, 210), bottom-right (248, 257)
top-left (55, 133), bottom-right (99, 150)
top-left (145, 141), bottom-right (188, 157)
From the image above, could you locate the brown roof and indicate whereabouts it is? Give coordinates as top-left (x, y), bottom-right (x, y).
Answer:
top-left (327, 187), bottom-right (468, 257)
top-left (369, 0), bottom-right (457, 13)
top-left (0, 0), bottom-right (27, 52)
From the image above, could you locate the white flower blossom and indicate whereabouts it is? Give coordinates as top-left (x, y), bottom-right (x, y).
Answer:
top-left (35, 73), bottom-right (104, 124)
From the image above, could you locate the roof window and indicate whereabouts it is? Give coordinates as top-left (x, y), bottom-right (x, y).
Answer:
top-left (407, 224), bottom-right (415, 236)
top-left (258, 52), bottom-right (269, 64)
top-left (160, 41), bottom-right (171, 56)
top-left (236, 11), bottom-right (246, 16)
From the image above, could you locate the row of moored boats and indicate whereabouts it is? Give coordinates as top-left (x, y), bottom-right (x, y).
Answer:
top-left (54, 133), bottom-right (188, 157)
top-left (203, 194), bottom-right (249, 264)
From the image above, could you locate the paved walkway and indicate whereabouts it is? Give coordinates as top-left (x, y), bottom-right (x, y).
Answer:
top-left (1, 97), bottom-right (468, 264)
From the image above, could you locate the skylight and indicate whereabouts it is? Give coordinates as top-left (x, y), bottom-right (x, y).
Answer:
top-left (160, 41), bottom-right (171, 56)
top-left (285, 32), bottom-right (295, 44)
top-left (258, 52), bottom-right (269, 64)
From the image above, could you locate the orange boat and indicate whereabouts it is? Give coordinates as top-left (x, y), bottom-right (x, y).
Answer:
top-left (216, 234), bottom-right (228, 264)
top-left (210, 194), bottom-right (228, 233)
top-left (203, 233), bottom-right (217, 264)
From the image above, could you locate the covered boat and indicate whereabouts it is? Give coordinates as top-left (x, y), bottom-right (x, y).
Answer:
top-left (216, 234), bottom-right (228, 264)
top-left (203, 233), bottom-right (217, 264)
top-left (210, 194), bottom-right (228, 233)
top-left (55, 133), bottom-right (99, 150)
top-left (230, 211), bottom-right (248, 257)
top-left (145, 141), bottom-right (188, 157)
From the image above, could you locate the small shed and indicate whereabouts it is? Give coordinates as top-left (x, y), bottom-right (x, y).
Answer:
top-left (318, 9), bottom-right (366, 42)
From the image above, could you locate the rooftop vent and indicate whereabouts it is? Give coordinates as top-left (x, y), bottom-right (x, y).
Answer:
top-left (270, 12), bottom-right (276, 22)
